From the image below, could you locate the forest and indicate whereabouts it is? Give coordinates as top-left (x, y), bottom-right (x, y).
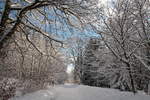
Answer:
top-left (0, 0), bottom-right (150, 100)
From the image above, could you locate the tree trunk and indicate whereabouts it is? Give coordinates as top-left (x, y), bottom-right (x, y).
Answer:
top-left (125, 62), bottom-right (137, 94)
top-left (148, 81), bottom-right (150, 95)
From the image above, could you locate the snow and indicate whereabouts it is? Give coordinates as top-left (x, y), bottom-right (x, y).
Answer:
top-left (10, 89), bottom-right (55, 100)
top-left (10, 84), bottom-right (150, 100)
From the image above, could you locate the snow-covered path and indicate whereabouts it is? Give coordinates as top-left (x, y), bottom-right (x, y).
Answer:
top-left (11, 84), bottom-right (150, 100)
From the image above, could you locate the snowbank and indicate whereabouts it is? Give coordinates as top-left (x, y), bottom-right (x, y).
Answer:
top-left (10, 84), bottom-right (150, 100)
top-left (10, 89), bottom-right (55, 100)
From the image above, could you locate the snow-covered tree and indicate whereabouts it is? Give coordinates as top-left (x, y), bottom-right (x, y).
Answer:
top-left (90, 0), bottom-right (150, 93)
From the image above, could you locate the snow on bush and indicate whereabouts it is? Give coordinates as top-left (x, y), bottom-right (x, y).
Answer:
top-left (0, 78), bottom-right (19, 100)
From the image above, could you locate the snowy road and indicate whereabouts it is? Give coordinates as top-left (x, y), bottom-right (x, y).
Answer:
top-left (11, 84), bottom-right (150, 100)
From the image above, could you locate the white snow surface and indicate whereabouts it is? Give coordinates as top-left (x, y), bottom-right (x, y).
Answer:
top-left (11, 84), bottom-right (150, 100)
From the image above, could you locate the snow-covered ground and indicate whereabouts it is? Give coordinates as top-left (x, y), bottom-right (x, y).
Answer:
top-left (10, 84), bottom-right (150, 100)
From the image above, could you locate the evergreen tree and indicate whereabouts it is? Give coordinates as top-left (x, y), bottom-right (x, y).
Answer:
top-left (81, 38), bottom-right (99, 86)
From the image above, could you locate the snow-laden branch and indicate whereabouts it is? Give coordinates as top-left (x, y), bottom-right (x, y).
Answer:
top-left (134, 54), bottom-right (150, 71)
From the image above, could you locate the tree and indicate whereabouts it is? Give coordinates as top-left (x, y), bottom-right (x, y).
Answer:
top-left (0, 30), bottom-right (67, 95)
top-left (90, 0), bottom-right (150, 93)
top-left (79, 38), bottom-right (100, 86)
